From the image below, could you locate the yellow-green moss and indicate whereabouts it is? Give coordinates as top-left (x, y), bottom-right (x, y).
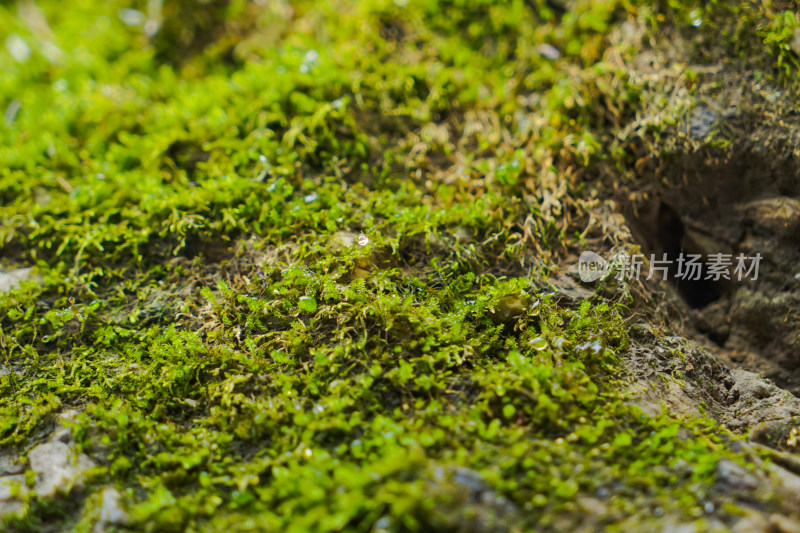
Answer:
top-left (1, 0), bottom-right (797, 531)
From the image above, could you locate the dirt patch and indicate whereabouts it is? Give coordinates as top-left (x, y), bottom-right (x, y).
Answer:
top-left (599, 21), bottom-right (800, 397)
top-left (625, 327), bottom-right (800, 435)
top-left (621, 146), bottom-right (800, 396)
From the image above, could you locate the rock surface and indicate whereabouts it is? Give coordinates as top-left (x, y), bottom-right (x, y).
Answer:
top-left (0, 411), bottom-right (95, 521)
top-left (0, 267), bottom-right (33, 294)
top-left (95, 487), bottom-right (129, 531)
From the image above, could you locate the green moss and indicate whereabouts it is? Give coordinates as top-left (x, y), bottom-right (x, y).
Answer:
top-left (0, 0), bottom-right (795, 531)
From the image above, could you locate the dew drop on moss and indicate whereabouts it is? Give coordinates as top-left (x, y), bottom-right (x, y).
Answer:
top-left (529, 337), bottom-right (548, 351)
top-left (298, 296), bottom-right (317, 312)
top-left (578, 338), bottom-right (603, 356)
top-left (689, 9), bottom-right (703, 27)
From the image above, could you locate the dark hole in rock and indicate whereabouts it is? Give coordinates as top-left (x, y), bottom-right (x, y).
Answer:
top-left (621, 148), bottom-right (800, 396)
top-left (625, 199), bottom-right (726, 309)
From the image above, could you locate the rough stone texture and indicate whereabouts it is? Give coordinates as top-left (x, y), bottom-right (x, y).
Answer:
top-left (0, 267), bottom-right (33, 293)
top-left (425, 465), bottom-right (520, 533)
top-left (625, 330), bottom-right (800, 525)
top-left (0, 474), bottom-right (25, 518)
top-left (791, 28), bottom-right (800, 58)
top-left (772, 514), bottom-right (800, 533)
top-left (715, 459), bottom-right (760, 492)
top-left (770, 464), bottom-right (800, 510)
top-left (732, 513), bottom-right (770, 533)
top-left (0, 452), bottom-right (24, 476)
top-left (27, 439), bottom-right (95, 498)
top-left (688, 106), bottom-right (717, 139)
top-left (626, 332), bottom-right (800, 435)
top-left (0, 410), bottom-right (95, 522)
top-left (95, 487), bottom-right (129, 532)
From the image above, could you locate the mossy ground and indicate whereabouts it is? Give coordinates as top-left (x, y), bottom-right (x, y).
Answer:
top-left (1, 0), bottom-right (800, 531)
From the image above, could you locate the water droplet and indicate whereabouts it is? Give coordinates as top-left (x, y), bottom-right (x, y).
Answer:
top-left (304, 448), bottom-right (312, 457)
top-left (4, 99), bottom-right (21, 124)
top-left (529, 337), bottom-right (548, 351)
top-left (118, 8), bottom-right (146, 26)
top-left (578, 338), bottom-right (604, 356)
top-left (52, 79), bottom-right (68, 92)
top-left (298, 296), bottom-right (317, 312)
top-left (373, 516), bottom-right (393, 532)
top-left (690, 9), bottom-right (702, 27)
top-left (357, 233), bottom-right (369, 246)
top-left (6, 34), bottom-right (31, 63)
top-left (144, 20), bottom-right (160, 37)
top-left (537, 43), bottom-right (560, 61)
top-left (304, 192), bottom-right (318, 203)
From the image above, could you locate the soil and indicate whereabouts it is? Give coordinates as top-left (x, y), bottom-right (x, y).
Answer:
top-left (622, 148), bottom-right (800, 397)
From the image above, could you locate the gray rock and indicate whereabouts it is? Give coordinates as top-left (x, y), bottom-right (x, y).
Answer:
top-left (95, 487), bottom-right (129, 531)
top-left (0, 411), bottom-right (95, 522)
top-left (426, 465), bottom-right (519, 533)
top-left (770, 464), bottom-right (800, 509)
top-left (715, 458), bottom-right (760, 491)
top-left (791, 28), bottom-right (800, 57)
top-left (0, 474), bottom-right (25, 518)
top-left (451, 466), bottom-right (491, 494)
top-left (688, 106), bottom-right (717, 139)
top-left (0, 267), bottom-right (33, 294)
top-left (770, 514), bottom-right (800, 533)
top-left (0, 452), bottom-right (24, 475)
top-left (28, 439), bottom-right (95, 498)
top-left (0, 474), bottom-right (25, 501)
top-left (732, 513), bottom-right (770, 533)
top-left (660, 522), bottom-right (698, 533)
top-left (738, 196), bottom-right (800, 236)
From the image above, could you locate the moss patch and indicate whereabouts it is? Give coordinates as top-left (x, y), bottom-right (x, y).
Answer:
top-left (1, 0), bottom-right (800, 531)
